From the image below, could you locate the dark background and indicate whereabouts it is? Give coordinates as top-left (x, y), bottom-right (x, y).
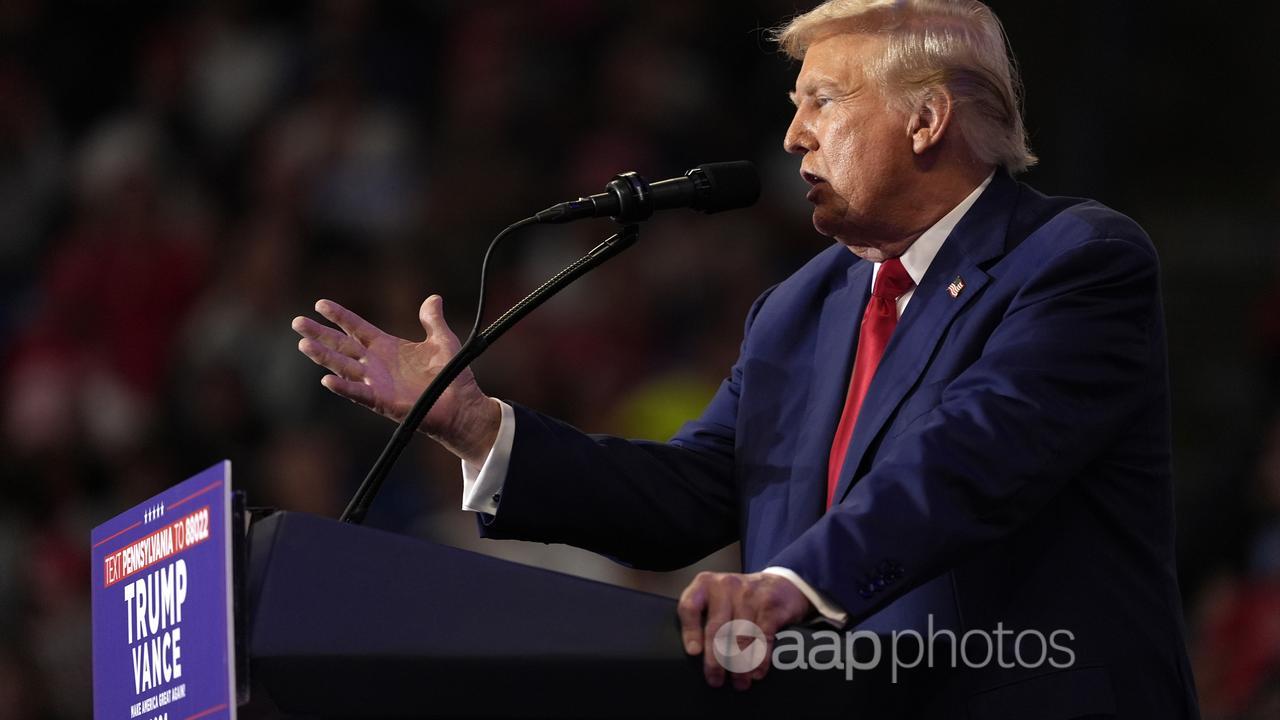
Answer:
top-left (0, 1), bottom-right (1276, 717)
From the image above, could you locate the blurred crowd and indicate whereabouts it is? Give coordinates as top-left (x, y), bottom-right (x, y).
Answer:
top-left (0, 1), bottom-right (1276, 718)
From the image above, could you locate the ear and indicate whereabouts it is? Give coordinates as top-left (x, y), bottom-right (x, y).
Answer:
top-left (906, 86), bottom-right (955, 155)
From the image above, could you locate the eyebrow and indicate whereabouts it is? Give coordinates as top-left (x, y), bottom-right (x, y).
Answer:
top-left (787, 79), bottom-right (841, 107)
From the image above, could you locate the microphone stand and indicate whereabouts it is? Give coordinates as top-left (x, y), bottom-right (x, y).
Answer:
top-left (340, 224), bottom-right (640, 525)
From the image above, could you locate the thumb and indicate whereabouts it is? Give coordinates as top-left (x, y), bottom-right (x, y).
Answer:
top-left (418, 295), bottom-right (447, 337)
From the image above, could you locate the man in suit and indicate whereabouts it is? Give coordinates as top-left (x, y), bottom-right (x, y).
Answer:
top-left (293, 1), bottom-right (1199, 716)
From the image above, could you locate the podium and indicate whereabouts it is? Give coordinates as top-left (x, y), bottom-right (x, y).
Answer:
top-left (242, 512), bottom-right (915, 717)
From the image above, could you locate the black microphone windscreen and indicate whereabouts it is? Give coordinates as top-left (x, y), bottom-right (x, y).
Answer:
top-left (694, 161), bottom-right (761, 214)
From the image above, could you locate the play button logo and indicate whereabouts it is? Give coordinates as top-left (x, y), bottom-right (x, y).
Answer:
top-left (712, 619), bottom-right (768, 674)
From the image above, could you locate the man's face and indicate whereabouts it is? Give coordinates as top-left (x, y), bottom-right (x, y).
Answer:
top-left (784, 33), bottom-right (917, 254)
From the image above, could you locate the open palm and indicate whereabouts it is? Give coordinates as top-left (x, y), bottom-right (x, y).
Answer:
top-left (292, 296), bottom-right (496, 461)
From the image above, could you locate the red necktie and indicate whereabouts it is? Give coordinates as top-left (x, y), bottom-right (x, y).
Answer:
top-left (826, 257), bottom-right (915, 509)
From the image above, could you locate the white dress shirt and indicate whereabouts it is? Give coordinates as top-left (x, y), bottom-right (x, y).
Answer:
top-left (462, 172), bottom-right (994, 626)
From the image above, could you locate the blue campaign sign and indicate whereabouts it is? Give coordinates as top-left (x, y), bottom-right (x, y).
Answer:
top-left (91, 461), bottom-right (237, 720)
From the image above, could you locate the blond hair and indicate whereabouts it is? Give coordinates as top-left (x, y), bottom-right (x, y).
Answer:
top-left (774, 0), bottom-right (1037, 173)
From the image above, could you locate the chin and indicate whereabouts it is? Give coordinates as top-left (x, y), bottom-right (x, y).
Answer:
top-left (810, 210), bottom-right (840, 238)
top-left (813, 213), bottom-right (861, 244)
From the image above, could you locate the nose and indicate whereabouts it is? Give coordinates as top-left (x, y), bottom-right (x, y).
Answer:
top-left (783, 109), bottom-right (815, 155)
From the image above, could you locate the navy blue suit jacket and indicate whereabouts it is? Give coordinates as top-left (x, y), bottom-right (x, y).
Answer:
top-left (480, 172), bottom-right (1199, 718)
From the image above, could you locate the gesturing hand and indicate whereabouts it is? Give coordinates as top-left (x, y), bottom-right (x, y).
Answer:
top-left (678, 571), bottom-right (813, 691)
top-left (292, 296), bottom-right (500, 465)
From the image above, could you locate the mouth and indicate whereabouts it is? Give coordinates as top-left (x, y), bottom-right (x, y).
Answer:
top-left (801, 170), bottom-right (826, 202)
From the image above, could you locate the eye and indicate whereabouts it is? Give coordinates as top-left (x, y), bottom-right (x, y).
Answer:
top-left (815, 96), bottom-right (832, 108)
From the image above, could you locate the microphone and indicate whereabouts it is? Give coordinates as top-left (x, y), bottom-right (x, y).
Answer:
top-left (534, 161), bottom-right (760, 224)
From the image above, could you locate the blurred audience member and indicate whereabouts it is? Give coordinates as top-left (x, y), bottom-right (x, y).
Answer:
top-left (1192, 415), bottom-right (1280, 718)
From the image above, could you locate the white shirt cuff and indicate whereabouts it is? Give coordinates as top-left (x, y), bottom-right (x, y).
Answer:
top-left (761, 566), bottom-right (849, 627)
top-left (460, 399), bottom-right (515, 515)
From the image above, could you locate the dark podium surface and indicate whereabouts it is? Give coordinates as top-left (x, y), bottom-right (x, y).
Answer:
top-left (244, 512), bottom-right (912, 718)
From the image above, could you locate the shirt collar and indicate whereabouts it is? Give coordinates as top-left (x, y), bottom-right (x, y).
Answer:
top-left (878, 171), bottom-right (995, 287)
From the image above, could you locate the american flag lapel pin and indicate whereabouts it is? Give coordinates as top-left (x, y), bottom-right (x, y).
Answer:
top-left (947, 275), bottom-right (966, 298)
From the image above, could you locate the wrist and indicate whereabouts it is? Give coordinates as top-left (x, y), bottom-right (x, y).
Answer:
top-left (760, 566), bottom-right (848, 627)
top-left (446, 395), bottom-right (502, 466)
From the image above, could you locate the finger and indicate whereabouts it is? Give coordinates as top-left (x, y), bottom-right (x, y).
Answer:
top-left (753, 613), bottom-right (782, 683)
top-left (298, 338), bottom-right (364, 381)
top-left (292, 316), bottom-right (364, 359)
top-left (418, 295), bottom-right (448, 339)
top-left (677, 579), bottom-right (708, 656)
top-left (315, 299), bottom-right (382, 346)
top-left (319, 374), bottom-right (377, 409)
top-left (753, 576), bottom-right (807, 681)
top-left (703, 588), bottom-right (731, 688)
top-left (753, 634), bottom-right (772, 683)
top-left (730, 592), bottom-right (755, 691)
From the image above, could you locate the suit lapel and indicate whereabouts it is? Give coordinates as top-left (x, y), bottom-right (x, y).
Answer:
top-left (830, 172), bottom-right (1022, 506)
top-left (789, 258), bottom-right (871, 523)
